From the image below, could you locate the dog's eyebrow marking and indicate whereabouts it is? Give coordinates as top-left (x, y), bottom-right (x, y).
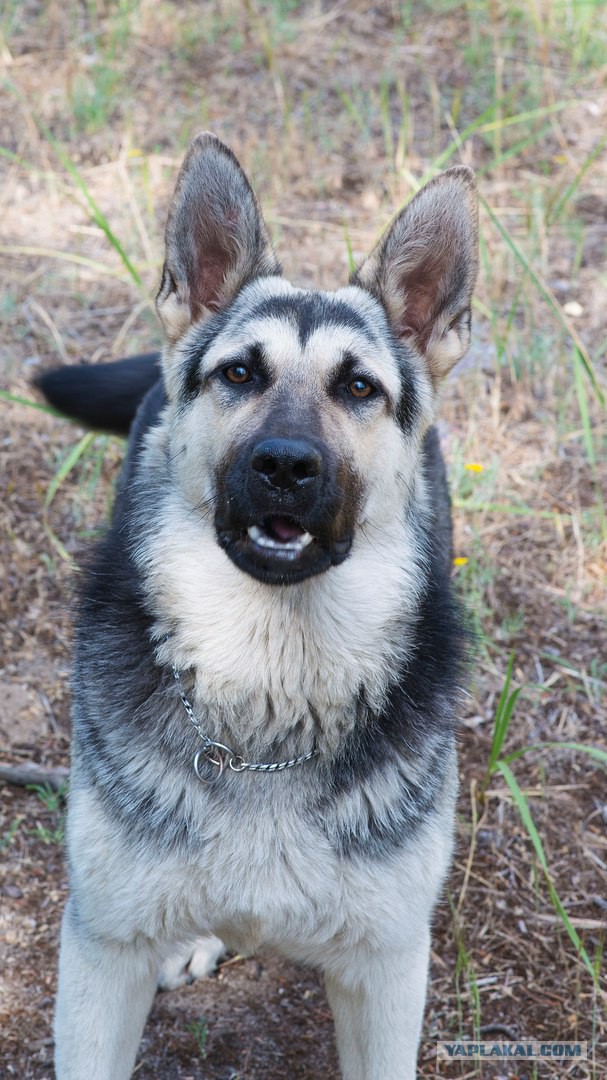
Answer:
top-left (204, 342), bottom-right (272, 387)
top-left (328, 351), bottom-right (386, 398)
top-left (250, 292), bottom-right (376, 346)
top-left (181, 307), bottom-right (234, 400)
top-left (394, 353), bottom-right (420, 431)
top-left (328, 347), bottom-right (421, 430)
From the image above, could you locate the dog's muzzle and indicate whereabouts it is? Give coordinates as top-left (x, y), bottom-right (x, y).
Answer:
top-left (215, 435), bottom-right (355, 584)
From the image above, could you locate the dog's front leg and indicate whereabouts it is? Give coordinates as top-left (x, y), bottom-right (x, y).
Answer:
top-left (324, 929), bottom-right (430, 1080)
top-left (54, 897), bottom-right (158, 1080)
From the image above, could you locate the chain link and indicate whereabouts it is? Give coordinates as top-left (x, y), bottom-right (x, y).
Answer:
top-left (171, 664), bottom-right (318, 783)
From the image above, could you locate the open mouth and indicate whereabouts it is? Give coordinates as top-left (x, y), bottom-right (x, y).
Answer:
top-left (216, 512), bottom-right (352, 585)
top-left (247, 516), bottom-right (315, 559)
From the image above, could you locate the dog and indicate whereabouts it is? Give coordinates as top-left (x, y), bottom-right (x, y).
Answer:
top-left (36, 132), bottom-right (478, 1079)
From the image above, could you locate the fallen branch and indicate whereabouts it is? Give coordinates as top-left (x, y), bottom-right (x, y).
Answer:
top-left (0, 762), bottom-right (69, 792)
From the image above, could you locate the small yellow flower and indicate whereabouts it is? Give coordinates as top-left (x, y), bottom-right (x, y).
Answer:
top-left (464, 462), bottom-right (484, 472)
top-left (453, 557), bottom-right (469, 567)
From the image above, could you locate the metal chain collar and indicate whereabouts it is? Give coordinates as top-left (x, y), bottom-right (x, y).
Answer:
top-left (171, 663), bottom-right (318, 784)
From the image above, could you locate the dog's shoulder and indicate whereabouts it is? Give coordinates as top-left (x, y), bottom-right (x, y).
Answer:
top-left (111, 378), bottom-right (168, 527)
top-left (73, 380), bottom-right (167, 713)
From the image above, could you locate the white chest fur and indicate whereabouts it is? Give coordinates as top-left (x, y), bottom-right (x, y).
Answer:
top-left (67, 760), bottom-right (456, 967)
top-left (135, 483), bottom-right (428, 755)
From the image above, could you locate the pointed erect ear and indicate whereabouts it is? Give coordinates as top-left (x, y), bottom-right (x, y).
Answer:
top-left (353, 167), bottom-right (479, 383)
top-left (156, 133), bottom-right (280, 343)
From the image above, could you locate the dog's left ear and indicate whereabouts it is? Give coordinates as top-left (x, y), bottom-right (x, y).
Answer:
top-left (353, 167), bottom-right (479, 383)
top-left (156, 133), bottom-right (280, 343)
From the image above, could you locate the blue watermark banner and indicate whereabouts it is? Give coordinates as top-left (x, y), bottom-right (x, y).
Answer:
top-left (437, 1041), bottom-right (587, 1060)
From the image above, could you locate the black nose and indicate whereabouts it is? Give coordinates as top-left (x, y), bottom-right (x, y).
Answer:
top-left (251, 438), bottom-right (323, 491)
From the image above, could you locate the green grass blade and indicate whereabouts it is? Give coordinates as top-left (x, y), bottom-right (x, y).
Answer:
top-left (452, 498), bottom-right (598, 524)
top-left (337, 90), bottom-right (366, 134)
top-left (42, 519), bottom-right (75, 565)
top-left (487, 655), bottom-right (521, 776)
top-left (475, 122), bottom-right (554, 177)
top-left (2, 85), bottom-right (143, 288)
top-left (45, 134), bottom-right (143, 288)
top-left (391, 102), bottom-right (572, 235)
top-left (0, 244), bottom-right (137, 283)
top-left (415, 100), bottom-right (510, 187)
top-left (496, 761), bottom-right (596, 982)
top-left (474, 101), bottom-right (571, 135)
top-left (383, 95), bottom-right (523, 225)
top-left (0, 145), bottom-right (48, 173)
top-left (0, 390), bottom-right (63, 417)
top-left (480, 194), bottom-right (606, 408)
top-left (503, 742), bottom-right (607, 768)
top-left (573, 346), bottom-right (596, 466)
top-left (419, 100), bottom-right (570, 187)
top-left (343, 224), bottom-right (356, 275)
top-left (45, 432), bottom-right (97, 509)
top-left (492, 687), bottom-right (522, 770)
top-left (549, 133), bottom-right (607, 224)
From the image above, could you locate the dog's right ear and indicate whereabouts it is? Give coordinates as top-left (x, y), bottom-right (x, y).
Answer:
top-left (156, 133), bottom-right (280, 344)
top-left (352, 167), bottom-right (478, 385)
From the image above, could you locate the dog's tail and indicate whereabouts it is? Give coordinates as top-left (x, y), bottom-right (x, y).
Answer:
top-left (34, 352), bottom-right (162, 436)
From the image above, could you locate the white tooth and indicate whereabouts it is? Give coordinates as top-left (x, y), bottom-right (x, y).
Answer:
top-left (246, 526), bottom-right (315, 551)
top-left (247, 526), bottom-right (279, 548)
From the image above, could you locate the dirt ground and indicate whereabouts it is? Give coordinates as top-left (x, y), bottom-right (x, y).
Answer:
top-left (1, 2), bottom-right (606, 1078)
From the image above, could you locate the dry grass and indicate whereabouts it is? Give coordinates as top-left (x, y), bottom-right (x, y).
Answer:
top-left (1, 1), bottom-right (606, 1077)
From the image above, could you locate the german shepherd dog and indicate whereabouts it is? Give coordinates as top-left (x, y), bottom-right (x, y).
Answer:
top-left (37, 134), bottom-right (478, 1079)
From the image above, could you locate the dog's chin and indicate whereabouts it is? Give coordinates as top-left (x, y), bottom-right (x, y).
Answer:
top-left (216, 516), bottom-right (352, 585)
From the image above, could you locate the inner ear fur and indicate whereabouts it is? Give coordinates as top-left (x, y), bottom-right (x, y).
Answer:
top-left (156, 132), bottom-right (280, 344)
top-left (353, 167), bottom-right (479, 383)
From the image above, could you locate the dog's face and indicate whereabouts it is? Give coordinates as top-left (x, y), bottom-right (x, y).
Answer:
top-left (162, 279), bottom-right (430, 585)
top-left (155, 135), bottom-right (478, 586)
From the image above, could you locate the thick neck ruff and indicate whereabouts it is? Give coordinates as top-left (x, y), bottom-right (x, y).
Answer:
top-left (171, 656), bottom-right (319, 783)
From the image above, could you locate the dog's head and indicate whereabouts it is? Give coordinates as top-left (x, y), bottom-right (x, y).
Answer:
top-left (155, 134), bottom-right (478, 586)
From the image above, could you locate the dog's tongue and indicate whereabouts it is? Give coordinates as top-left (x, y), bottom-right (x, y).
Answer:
top-left (267, 516), bottom-right (305, 542)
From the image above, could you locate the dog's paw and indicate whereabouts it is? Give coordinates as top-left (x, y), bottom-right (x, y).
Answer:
top-left (157, 935), bottom-right (226, 991)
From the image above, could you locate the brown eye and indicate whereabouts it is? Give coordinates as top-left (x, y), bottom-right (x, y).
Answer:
top-left (348, 378), bottom-right (374, 399)
top-left (224, 364), bottom-right (251, 384)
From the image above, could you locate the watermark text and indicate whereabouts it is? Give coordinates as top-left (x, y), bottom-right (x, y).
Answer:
top-left (437, 1041), bottom-right (587, 1060)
